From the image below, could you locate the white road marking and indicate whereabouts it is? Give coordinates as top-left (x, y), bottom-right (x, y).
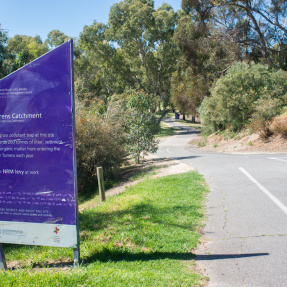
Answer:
top-left (167, 148), bottom-right (175, 154)
top-left (269, 157), bottom-right (287, 164)
top-left (239, 167), bottom-right (287, 216)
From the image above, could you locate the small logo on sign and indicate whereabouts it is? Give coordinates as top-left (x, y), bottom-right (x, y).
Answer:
top-left (54, 227), bottom-right (59, 235)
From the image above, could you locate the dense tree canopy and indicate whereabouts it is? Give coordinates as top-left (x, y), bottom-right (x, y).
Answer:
top-left (182, 0), bottom-right (287, 69)
top-left (0, 25), bottom-right (9, 78)
top-left (6, 34), bottom-right (48, 72)
top-left (108, 0), bottom-right (178, 108)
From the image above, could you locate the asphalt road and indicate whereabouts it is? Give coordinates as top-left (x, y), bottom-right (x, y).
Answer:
top-left (154, 118), bottom-right (287, 287)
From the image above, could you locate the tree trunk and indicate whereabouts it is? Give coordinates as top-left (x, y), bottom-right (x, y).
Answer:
top-left (183, 114), bottom-right (186, 121)
top-left (191, 115), bottom-right (195, 123)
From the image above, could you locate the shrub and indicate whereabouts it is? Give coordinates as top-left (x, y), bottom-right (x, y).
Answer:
top-left (250, 96), bottom-right (282, 139)
top-left (199, 62), bottom-right (287, 133)
top-left (75, 98), bottom-right (126, 195)
top-left (270, 113), bottom-right (287, 138)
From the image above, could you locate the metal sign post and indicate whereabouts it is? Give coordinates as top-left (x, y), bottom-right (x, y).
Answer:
top-left (0, 244), bottom-right (7, 270)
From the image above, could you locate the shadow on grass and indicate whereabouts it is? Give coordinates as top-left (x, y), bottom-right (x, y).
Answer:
top-left (6, 252), bottom-right (269, 270)
top-left (83, 250), bottom-right (269, 264)
top-left (12, 252), bottom-right (269, 269)
top-left (84, 249), bottom-right (196, 263)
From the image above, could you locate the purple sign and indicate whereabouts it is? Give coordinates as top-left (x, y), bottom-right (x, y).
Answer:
top-left (0, 41), bottom-right (78, 248)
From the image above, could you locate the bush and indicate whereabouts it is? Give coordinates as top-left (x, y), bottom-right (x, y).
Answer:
top-left (250, 96), bottom-right (282, 139)
top-left (75, 98), bottom-right (127, 195)
top-left (199, 62), bottom-right (287, 133)
top-left (270, 112), bottom-right (287, 138)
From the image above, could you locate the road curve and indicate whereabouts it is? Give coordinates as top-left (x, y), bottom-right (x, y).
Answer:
top-left (153, 118), bottom-right (287, 287)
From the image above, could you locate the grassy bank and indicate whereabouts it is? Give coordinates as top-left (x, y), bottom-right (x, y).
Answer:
top-left (1, 171), bottom-right (208, 286)
top-left (156, 122), bottom-right (177, 138)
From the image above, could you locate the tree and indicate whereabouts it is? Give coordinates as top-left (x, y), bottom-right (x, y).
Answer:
top-left (0, 24), bottom-right (9, 78)
top-left (182, 0), bottom-right (287, 69)
top-left (171, 13), bottom-right (240, 120)
top-left (45, 30), bottom-right (70, 49)
top-left (125, 90), bottom-right (159, 163)
top-left (76, 21), bottom-right (137, 103)
top-left (108, 0), bottom-right (178, 110)
top-left (7, 35), bottom-right (48, 71)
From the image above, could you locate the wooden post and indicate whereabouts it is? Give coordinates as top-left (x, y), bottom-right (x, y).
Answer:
top-left (97, 167), bottom-right (106, 202)
top-left (0, 244), bottom-right (7, 270)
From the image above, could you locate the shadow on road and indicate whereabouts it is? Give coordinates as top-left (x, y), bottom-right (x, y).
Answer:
top-left (196, 253), bottom-right (269, 261)
top-left (154, 156), bottom-right (201, 161)
top-left (175, 129), bottom-right (200, 136)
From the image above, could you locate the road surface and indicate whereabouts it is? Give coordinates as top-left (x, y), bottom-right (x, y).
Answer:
top-left (153, 118), bottom-right (287, 287)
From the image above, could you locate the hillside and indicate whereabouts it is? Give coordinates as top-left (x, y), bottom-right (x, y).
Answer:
top-left (190, 132), bottom-right (287, 153)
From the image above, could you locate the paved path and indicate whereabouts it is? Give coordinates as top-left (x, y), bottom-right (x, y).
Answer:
top-left (153, 118), bottom-right (287, 287)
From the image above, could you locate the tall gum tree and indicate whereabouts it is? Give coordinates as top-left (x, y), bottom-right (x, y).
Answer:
top-left (108, 0), bottom-right (178, 113)
top-left (171, 12), bottom-right (240, 121)
top-left (0, 24), bottom-right (9, 78)
top-left (182, 0), bottom-right (287, 69)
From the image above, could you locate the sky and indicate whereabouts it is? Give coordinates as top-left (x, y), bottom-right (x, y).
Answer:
top-left (0, 0), bottom-right (182, 41)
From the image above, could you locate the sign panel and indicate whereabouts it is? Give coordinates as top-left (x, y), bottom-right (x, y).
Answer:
top-left (0, 41), bottom-right (78, 248)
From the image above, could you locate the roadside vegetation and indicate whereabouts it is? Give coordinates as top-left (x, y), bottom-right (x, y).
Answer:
top-left (1, 0), bottom-right (286, 194)
top-left (1, 171), bottom-right (209, 286)
top-left (199, 62), bottom-right (287, 139)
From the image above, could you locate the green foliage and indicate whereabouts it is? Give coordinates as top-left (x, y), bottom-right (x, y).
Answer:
top-left (199, 62), bottom-right (287, 133)
top-left (181, 0), bottom-right (287, 69)
top-left (171, 67), bottom-right (205, 117)
top-left (0, 24), bottom-right (10, 79)
top-left (45, 30), bottom-right (70, 49)
top-left (75, 99), bottom-right (126, 194)
top-left (125, 90), bottom-right (159, 163)
top-left (171, 14), bottom-right (240, 118)
top-left (6, 34), bottom-right (48, 71)
top-left (108, 0), bottom-right (178, 108)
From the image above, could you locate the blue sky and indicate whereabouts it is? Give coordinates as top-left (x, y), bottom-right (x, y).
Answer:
top-left (0, 0), bottom-right (181, 41)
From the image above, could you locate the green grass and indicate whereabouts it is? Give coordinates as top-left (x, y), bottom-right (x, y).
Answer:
top-left (156, 122), bottom-right (176, 138)
top-left (1, 172), bottom-right (208, 287)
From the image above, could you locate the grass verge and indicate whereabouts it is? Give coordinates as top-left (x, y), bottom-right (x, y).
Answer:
top-left (1, 171), bottom-right (208, 286)
top-left (156, 122), bottom-right (176, 138)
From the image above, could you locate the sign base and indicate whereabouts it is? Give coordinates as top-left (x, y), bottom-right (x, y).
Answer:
top-left (0, 244), bottom-right (7, 270)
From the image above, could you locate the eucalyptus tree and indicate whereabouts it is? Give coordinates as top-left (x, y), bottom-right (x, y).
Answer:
top-left (171, 10), bottom-right (239, 121)
top-left (182, 0), bottom-right (287, 69)
top-left (45, 30), bottom-right (70, 49)
top-left (108, 0), bottom-right (178, 111)
top-left (0, 24), bottom-right (9, 78)
top-left (77, 21), bottom-right (138, 103)
top-left (6, 34), bottom-right (48, 71)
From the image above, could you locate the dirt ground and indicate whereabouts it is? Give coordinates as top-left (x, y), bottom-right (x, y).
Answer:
top-left (190, 132), bottom-right (287, 154)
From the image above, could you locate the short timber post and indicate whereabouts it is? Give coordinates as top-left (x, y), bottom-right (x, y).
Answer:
top-left (0, 244), bottom-right (7, 270)
top-left (97, 167), bottom-right (106, 202)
